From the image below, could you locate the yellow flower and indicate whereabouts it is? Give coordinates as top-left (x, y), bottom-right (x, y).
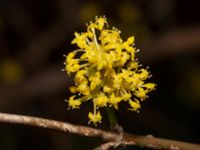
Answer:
top-left (103, 85), bottom-right (112, 93)
top-left (109, 93), bottom-right (122, 109)
top-left (129, 100), bottom-right (141, 111)
top-left (68, 96), bottom-right (81, 109)
top-left (77, 83), bottom-right (90, 95)
top-left (89, 71), bottom-right (101, 90)
top-left (128, 62), bottom-right (138, 70)
top-left (94, 94), bottom-right (108, 107)
top-left (88, 111), bottom-right (102, 125)
top-left (65, 52), bottom-right (76, 63)
top-left (71, 32), bottom-right (90, 50)
top-left (137, 69), bottom-right (149, 80)
top-left (94, 17), bottom-right (108, 30)
top-left (75, 69), bottom-right (87, 83)
top-left (113, 73), bottom-right (123, 89)
top-left (134, 87), bottom-right (148, 100)
top-left (69, 86), bottom-right (77, 93)
top-left (143, 83), bottom-right (156, 90)
top-left (123, 36), bottom-right (135, 60)
top-left (64, 16), bottom-right (156, 125)
top-left (120, 52), bottom-right (130, 66)
top-left (122, 92), bottom-right (132, 101)
top-left (65, 60), bottom-right (80, 74)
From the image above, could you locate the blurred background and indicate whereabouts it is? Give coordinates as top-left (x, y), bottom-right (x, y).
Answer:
top-left (0, 0), bottom-right (200, 149)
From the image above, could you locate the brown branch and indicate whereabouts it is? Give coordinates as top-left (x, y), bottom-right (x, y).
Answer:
top-left (140, 24), bottom-right (200, 62)
top-left (0, 112), bottom-right (117, 141)
top-left (124, 134), bottom-right (200, 150)
top-left (0, 112), bottom-right (199, 150)
top-left (0, 66), bottom-right (69, 111)
top-left (94, 141), bottom-right (135, 150)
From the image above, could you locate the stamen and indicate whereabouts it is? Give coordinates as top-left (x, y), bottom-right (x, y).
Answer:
top-left (79, 63), bottom-right (89, 69)
top-left (92, 28), bottom-right (100, 51)
top-left (73, 49), bottom-right (85, 52)
top-left (86, 38), bottom-right (91, 45)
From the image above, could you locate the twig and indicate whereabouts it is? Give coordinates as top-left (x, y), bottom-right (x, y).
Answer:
top-left (0, 112), bottom-right (117, 141)
top-left (140, 24), bottom-right (200, 62)
top-left (124, 134), bottom-right (200, 150)
top-left (94, 141), bottom-right (135, 150)
top-left (0, 66), bottom-right (68, 111)
top-left (0, 112), bottom-right (199, 150)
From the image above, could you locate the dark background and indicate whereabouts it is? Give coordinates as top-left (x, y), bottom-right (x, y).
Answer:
top-left (0, 0), bottom-right (200, 149)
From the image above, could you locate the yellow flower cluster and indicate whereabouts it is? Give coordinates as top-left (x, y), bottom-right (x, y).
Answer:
top-left (64, 16), bottom-right (156, 125)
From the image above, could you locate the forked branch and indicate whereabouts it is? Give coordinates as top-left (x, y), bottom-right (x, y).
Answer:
top-left (0, 112), bottom-right (199, 150)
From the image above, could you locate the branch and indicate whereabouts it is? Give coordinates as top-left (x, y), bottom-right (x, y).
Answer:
top-left (140, 24), bottom-right (200, 62)
top-left (0, 112), bottom-right (199, 150)
top-left (0, 67), bottom-right (68, 111)
top-left (0, 112), bottom-right (117, 141)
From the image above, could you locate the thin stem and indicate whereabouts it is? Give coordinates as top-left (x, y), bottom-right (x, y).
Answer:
top-left (93, 100), bottom-right (97, 115)
top-left (106, 107), bottom-right (118, 129)
top-left (0, 112), bottom-right (200, 150)
top-left (92, 28), bottom-right (100, 52)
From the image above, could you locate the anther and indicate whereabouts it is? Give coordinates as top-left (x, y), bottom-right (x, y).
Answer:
top-left (136, 49), bottom-right (140, 52)
top-left (148, 75), bottom-right (152, 78)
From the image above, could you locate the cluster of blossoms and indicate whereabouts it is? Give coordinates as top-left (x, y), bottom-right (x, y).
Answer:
top-left (64, 16), bottom-right (156, 125)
